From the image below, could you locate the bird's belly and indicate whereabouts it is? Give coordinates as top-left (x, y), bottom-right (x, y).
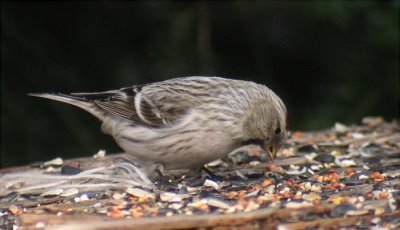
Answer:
top-left (116, 127), bottom-right (238, 170)
top-left (159, 141), bottom-right (236, 170)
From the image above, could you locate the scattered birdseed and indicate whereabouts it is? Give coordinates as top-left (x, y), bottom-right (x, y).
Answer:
top-left (126, 187), bottom-right (155, 199)
top-left (93, 149), bottom-right (106, 158)
top-left (285, 201), bottom-right (313, 209)
top-left (1, 117), bottom-right (399, 229)
top-left (206, 198), bottom-right (231, 209)
top-left (43, 157), bottom-right (63, 166)
top-left (203, 179), bottom-right (219, 190)
top-left (160, 192), bottom-right (190, 203)
top-left (112, 192), bottom-right (126, 200)
top-left (60, 188), bottom-right (79, 197)
top-left (41, 189), bottom-right (64, 197)
top-left (345, 209), bottom-right (369, 216)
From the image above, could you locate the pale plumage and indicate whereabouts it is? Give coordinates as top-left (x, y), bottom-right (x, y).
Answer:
top-left (30, 76), bottom-right (288, 174)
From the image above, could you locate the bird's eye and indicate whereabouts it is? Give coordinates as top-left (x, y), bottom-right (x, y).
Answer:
top-left (275, 128), bottom-right (281, 135)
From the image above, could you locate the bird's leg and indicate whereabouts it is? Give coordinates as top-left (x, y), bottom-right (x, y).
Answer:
top-left (154, 167), bottom-right (164, 179)
top-left (177, 168), bottom-right (204, 187)
top-left (176, 167), bottom-right (223, 187)
top-left (148, 163), bottom-right (178, 188)
top-left (146, 163), bottom-right (165, 179)
top-left (111, 157), bottom-right (154, 186)
top-left (202, 166), bottom-right (223, 181)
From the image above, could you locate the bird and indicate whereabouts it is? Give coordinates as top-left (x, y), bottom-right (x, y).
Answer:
top-left (30, 76), bottom-right (288, 177)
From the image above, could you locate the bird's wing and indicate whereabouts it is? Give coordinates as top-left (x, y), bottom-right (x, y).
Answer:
top-left (72, 85), bottom-right (195, 128)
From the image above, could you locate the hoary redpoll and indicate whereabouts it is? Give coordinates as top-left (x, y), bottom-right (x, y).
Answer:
top-left (30, 76), bottom-right (288, 175)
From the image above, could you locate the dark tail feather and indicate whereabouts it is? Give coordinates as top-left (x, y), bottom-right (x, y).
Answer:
top-left (28, 93), bottom-right (105, 120)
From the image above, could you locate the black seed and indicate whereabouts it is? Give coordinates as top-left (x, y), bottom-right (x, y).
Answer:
top-left (199, 190), bottom-right (213, 199)
top-left (363, 156), bottom-right (381, 164)
top-left (314, 154), bottom-right (335, 163)
top-left (343, 179), bottom-right (365, 186)
top-left (187, 178), bottom-right (205, 187)
top-left (362, 144), bottom-right (383, 155)
top-left (61, 166), bottom-right (82, 175)
top-left (246, 173), bottom-right (264, 179)
top-left (248, 156), bottom-right (262, 163)
top-left (297, 145), bottom-right (317, 152)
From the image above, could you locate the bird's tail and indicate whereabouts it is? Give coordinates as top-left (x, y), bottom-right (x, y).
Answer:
top-left (28, 93), bottom-right (105, 120)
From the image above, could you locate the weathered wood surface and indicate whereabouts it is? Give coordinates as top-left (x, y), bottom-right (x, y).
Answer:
top-left (15, 207), bottom-right (400, 230)
top-left (1, 118), bottom-right (399, 229)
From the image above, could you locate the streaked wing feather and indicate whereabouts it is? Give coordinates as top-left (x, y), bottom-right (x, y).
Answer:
top-left (73, 85), bottom-right (189, 128)
top-left (95, 101), bottom-right (135, 121)
top-left (137, 95), bottom-right (165, 126)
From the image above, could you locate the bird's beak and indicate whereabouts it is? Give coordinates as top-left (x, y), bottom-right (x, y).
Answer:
top-left (264, 143), bottom-right (277, 162)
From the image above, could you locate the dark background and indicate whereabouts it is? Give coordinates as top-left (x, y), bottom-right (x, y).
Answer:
top-left (1, 1), bottom-right (399, 167)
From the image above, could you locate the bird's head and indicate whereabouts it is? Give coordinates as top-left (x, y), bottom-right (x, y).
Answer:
top-left (241, 95), bottom-right (288, 162)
